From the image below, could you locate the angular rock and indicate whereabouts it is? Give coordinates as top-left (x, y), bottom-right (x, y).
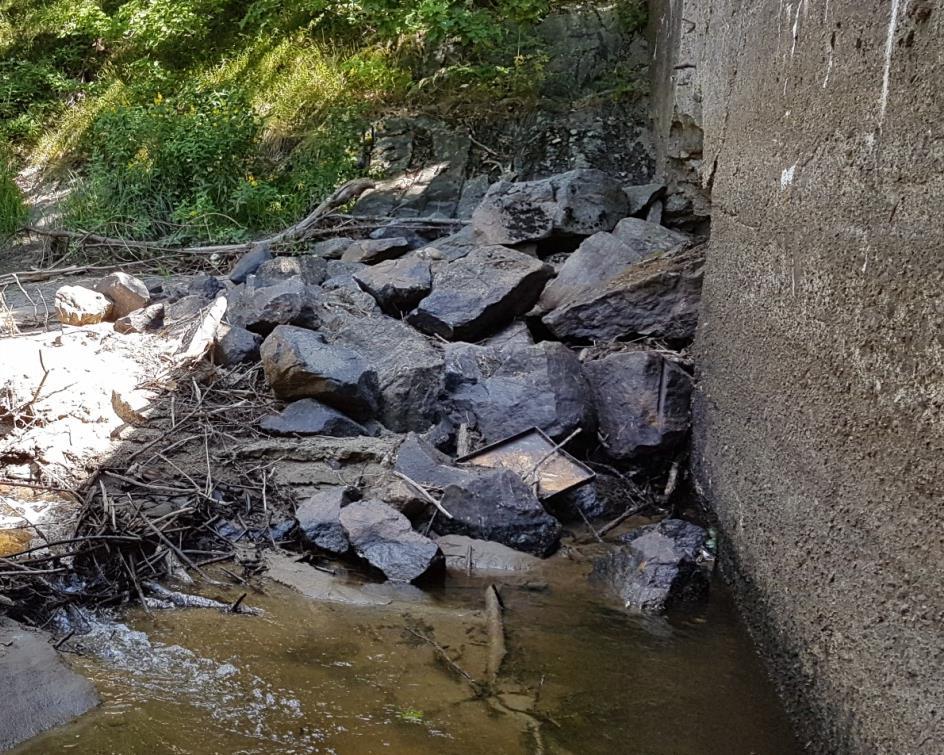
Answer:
top-left (339, 500), bottom-right (443, 582)
top-left (227, 278), bottom-right (321, 335)
top-left (54, 285), bottom-right (113, 325)
top-left (435, 469), bottom-right (562, 556)
top-left (253, 256), bottom-right (327, 288)
top-left (341, 237), bottom-right (411, 265)
top-left (114, 302), bottom-right (164, 334)
top-left (213, 323), bottom-right (262, 365)
top-left (414, 225), bottom-right (479, 263)
top-left (186, 273), bottom-right (225, 299)
top-left (394, 433), bottom-right (474, 492)
top-left (310, 237), bottom-right (354, 260)
top-left (435, 534), bottom-right (540, 573)
top-left (584, 350), bottom-right (693, 459)
top-left (408, 246), bottom-right (552, 340)
top-left (164, 293), bottom-right (210, 323)
top-left (229, 244), bottom-right (272, 284)
top-left (259, 399), bottom-right (368, 437)
top-left (353, 256), bottom-right (431, 314)
top-left (624, 183), bottom-right (667, 215)
top-left (545, 483), bottom-right (607, 522)
top-left (322, 260), bottom-right (365, 291)
top-left (0, 618), bottom-right (100, 751)
top-left (260, 325), bottom-right (379, 419)
top-left (296, 486), bottom-right (355, 554)
top-left (538, 219), bottom-right (689, 312)
top-left (443, 340), bottom-right (594, 443)
top-left (592, 518), bottom-right (710, 612)
top-left (471, 169), bottom-right (630, 246)
top-left (542, 245), bottom-right (704, 342)
top-left (94, 271), bottom-right (150, 319)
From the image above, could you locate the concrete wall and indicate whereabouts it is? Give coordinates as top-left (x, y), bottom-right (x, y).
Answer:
top-left (657, 1), bottom-right (944, 752)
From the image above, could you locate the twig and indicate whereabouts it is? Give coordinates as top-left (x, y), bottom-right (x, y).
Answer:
top-left (393, 471), bottom-right (454, 519)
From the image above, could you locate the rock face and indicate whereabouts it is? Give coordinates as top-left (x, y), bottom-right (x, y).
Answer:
top-left (94, 272), bottom-right (151, 319)
top-left (538, 218), bottom-right (689, 312)
top-left (253, 256), bottom-right (327, 287)
top-left (54, 285), bottom-right (113, 325)
top-left (593, 518), bottom-right (709, 612)
top-left (114, 302), bottom-right (164, 334)
top-left (260, 325), bottom-right (379, 419)
top-left (444, 340), bottom-right (594, 443)
top-left (471, 169), bottom-right (630, 246)
top-left (436, 469), bottom-right (562, 556)
top-left (341, 237), bottom-right (411, 265)
top-left (339, 500), bottom-right (443, 582)
top-left (259, 399), bottom-right (368, 437)
top-left (213, 324), bottom-right (262, 365)
top-left (353, 256), bottom-right (432, 315)
top-left (0, 618), bottom-right (100, 751)
top-left (296, 487), bottom-right (355, 554)
top-left (229, 245), bottom-right (272, 284)
top-left (408, 246), bottom-right (553, 340)
top-left (228, 279), bottom-right (321, 334)
top-left (584, 351), bottom-right (693, 459)
top-left (543, 246), bottom-right (704, 342)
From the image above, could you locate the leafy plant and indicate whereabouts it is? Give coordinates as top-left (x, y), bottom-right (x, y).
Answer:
top-left (0, 148), bottom-right (26, 237)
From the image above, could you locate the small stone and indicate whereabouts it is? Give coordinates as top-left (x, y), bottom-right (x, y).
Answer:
top-left (94, 272), bottom-right (150, 319)
top-left (229, 245), bottom-right (272, 284)
top-left (259, 399), bottom-right (369, 437)
top-left (54, 285), bottom-right (113, 325)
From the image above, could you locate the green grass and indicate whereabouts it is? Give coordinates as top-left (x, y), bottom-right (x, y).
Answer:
top-left (0, 150), bottom-right (26, 237)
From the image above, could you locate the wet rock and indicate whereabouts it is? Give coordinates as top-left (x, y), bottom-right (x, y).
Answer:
top-left (229, 244), bottom-right (272, 284)
top-left (538, 219), bottom-right (689, 312)
top-left (296, 486), bottom-right (355, 554)
top-left (408, 246), bottom-right (553, 340)
top-left (593, 518), bottom-right (710, 612)
top-left (320, 311), bottom-right (444, 432)
top-left (341, 237), bottom-right (411, 264)
top-left (54, 285), bottom-right (113, 325)
top-left (114, 302), bottom-right (164, 334)
top-left (353, 256), bottom-right (432, 315)
top-left (310, 237), bottom-right (354, 260)
top-left (213, 323), bottom-right (262, 365)
top-left (435, 469), bottom-right (562, 556)
top-left (584, 351), bottom-right (693, 459)
top-left (253, 256), bottom-right (327, 287)
top-left (260, 325), bottom-right (379, 419)
top-left (94, 271), bottom-right (150, 319)
top-left (545, 483), bottom-right (607, 522)
top-left (259, 399), bottom-right (369, 437)
top-left (0, 618), bottom-right (100, 750)
top-left (471, 169), bottom-right (630, 246)
top-left (435, 534), bottom-right (540, 573)
top-left (542, 246), bottom-right (704, 342)
top-left (339, 500), bottom-right (443, 583)
top-left (443, 340), bottom-right (594, 443)
top-left (227, 278), bottom-right (321, 335)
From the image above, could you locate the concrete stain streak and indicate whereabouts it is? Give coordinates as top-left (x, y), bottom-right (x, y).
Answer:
top-left (879, 0), bottom-right (903, 125)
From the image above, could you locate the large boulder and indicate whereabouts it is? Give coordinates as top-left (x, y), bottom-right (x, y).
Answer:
top-left (408, 246), bottom-right (552, 340)
top-left (435, 469), bottom-right (562, 557)
top-left (253, 256), bottom-right (327, 287)
top-left (259, 399), bottom-right (368, 437)
top-left (592, 518), bottom-right (710, 612)
top-left (54, 285), bottom-right (113, 325)
top-left (339, 500), bottom-right (443, 582)
top-left (353, 256), bottom-right (432, 315)
top-left (471, 169), bottom-right (630, 246)
top-left (229, 245), bottom-right (272, 284)
top-left (537, 218), bottom-right (689, 312)
top-left (584, 350), bottom-right (693, 459)
top-left (443, 340), bottom-right (594, 443)
top-left (542, 246), bottom-right (704, 342)
top-left (227, 278), bottom-right (321, 335)
top-left (94, 271), bottom-right (150, 318)
top-left (260, 325), bottom-right (380, 419)
top-left (296, 486), bottom-right (355, 554)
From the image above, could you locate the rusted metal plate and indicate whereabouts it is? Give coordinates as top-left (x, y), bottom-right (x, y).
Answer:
top-left (456, 427), bottom-right (595, 499)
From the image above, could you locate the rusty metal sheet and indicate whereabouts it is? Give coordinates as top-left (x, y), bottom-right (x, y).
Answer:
top-left (456, 427), bottom-right (595, 499)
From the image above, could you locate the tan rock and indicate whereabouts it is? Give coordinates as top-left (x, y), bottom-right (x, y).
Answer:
top-left (54, 285), bottom-right (113, 325)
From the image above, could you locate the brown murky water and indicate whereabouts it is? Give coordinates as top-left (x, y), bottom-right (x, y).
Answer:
top-left (14, 557), bottom-right (799, 755)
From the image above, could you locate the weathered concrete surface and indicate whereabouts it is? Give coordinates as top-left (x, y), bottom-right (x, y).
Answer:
top-left (683, 2), bottom-right (944, 753)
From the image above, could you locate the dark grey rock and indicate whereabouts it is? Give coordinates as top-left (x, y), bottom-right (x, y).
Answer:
top-left (353, 256), bottom-right (432, 314)
top-left (227, 278), bottom-right (322, 335)
top-left (584, 350), bottom-right (693, 459)
top-left (542, 246), bottom-right (704, 342)
top-left (213, 323), bottom-right (262, 365)
top-left (296, 487), bottom-right (355, 554)
top-left (229, 245), bottom-right (272, 284)
top-left (339, 500), bottom-right (443, 582)
top-left (260, 325), bottom-right (380, 419)
top-left (408, 246), bottom-right (553, 340)
top-left (322, 260), bottom-right (366, 290)
top-left (414, 225), bottom-right (479, 262)
top-left (443, 340), bottom-right (594, 443)
top-left (259, 399), bottom-right (368, 437)
top-left (435, 468), bottom-right (562, 557)
top-left (471, 169), bottom-right (630, 246)
top-left (254, 256), bottom-right (327, 287)
top-left (545, 483), bottom-right (607, 522)
top-left (369, 224), bottom-right (428, 249)
top-left (341, 237), bottom-right (411, 264)
top-left (164, 293), bottom-right (210, 323)
top-left (115, 302), bottom-right (164, 334)
top-left (538, 219), bottom-right (689, 312)
top-left (480, 321), bottom-right (534, 349)
top-left (394, 433), bottom-right (474, 492)
top-left (94, 271), bottom-right (151, 319)
top-left (592, 518), bottom-right (710, 612)
top-left (310, 237), bottom-right (354, 260)
top-left (624, 183), bottom-right (667, 215)
top-left (186, 273), bottom-right (225, 299)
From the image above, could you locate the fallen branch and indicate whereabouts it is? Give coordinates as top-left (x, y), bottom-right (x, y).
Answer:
top-left (393, 471), bottom-right (454, 519)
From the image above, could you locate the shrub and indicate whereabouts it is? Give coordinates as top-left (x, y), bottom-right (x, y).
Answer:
top-left (0, 151), bottom-right (26, 237)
